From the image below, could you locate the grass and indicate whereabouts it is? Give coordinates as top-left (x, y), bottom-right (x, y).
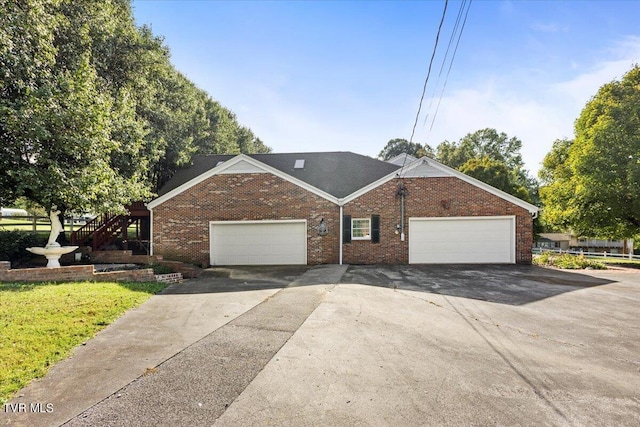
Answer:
top-left (589, 257), bottom-right (640, 269)
top-left (0, 281), bottom-right (166, 405)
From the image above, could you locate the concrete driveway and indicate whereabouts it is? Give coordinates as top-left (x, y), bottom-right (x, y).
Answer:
top-left (3, 264), bottom-right (639, 426)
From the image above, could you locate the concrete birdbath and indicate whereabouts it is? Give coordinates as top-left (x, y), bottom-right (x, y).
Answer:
top-left (27, 206), bottom-right (78, 268)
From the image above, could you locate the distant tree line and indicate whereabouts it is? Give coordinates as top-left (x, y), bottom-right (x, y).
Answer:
top-left (0, 0), bottom-right (270, 217)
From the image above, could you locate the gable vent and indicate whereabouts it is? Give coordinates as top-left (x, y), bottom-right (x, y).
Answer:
top-left (294, 159), bottom-right (305, 169)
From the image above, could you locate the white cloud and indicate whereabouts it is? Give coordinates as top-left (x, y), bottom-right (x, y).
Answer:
top-left (412, 35), bottom-right (640, 177)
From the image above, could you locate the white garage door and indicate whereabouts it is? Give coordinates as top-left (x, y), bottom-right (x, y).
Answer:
top-left (409, 216), bottom-right (515, 264)
top-left (210, 220), bottom-right (307, 265)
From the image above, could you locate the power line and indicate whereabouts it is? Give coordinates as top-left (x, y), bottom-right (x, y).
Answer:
top-left (428, 0), bottom-right (472, 133)
top-left (408, 0), bottom-right (449, 147)
top-left (422, 0), bottom-right (469, 128)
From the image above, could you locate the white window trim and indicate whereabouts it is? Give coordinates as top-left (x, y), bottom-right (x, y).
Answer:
top-left (352, 218), bottom-right (371, 240)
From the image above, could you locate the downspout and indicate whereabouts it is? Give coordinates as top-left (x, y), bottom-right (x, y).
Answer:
top-left (396, 182), bottom-right (407, 242)
top-left (339, 204), bottom-right (343, 265)
top-left (400, 191), bottom-right (405, 241)
top-left (148, 206), bottom-right (153, 256)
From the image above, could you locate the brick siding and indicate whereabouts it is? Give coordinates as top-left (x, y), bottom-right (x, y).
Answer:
top-left (342, 177), bottom-right (533, 264)
top-left (152, 173), bottom-right (340, 266)
top-left (0, 262), bottom-right (157, 283)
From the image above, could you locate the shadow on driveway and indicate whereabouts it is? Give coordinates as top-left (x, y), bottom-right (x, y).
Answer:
top-left (161, 265), bottom-right (313, 294)
top-left (162, 264), bottom-right (616, 306)
top-left (340, 264), bottom-right (616, 306)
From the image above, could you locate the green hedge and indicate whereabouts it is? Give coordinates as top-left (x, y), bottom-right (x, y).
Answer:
top-left (0, 229), bottom-right (48, 267)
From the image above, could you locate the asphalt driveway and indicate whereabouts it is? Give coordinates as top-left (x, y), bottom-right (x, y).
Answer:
top-left (4, 264), bottom-right (639, 426)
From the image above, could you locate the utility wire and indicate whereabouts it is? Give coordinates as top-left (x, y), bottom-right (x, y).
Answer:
top-left (408, 0), bottom-right (448, 146)
top-left (428, 0), bottom-right (472, 132)
top-left (422, 0), bottom-right (468, 128)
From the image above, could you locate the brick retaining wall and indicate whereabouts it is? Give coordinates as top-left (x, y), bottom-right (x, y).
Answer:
top-left (0, 261), bottom-right (156, 283)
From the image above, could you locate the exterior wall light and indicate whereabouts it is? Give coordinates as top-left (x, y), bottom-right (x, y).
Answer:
top-left (318, 218), bottom-right (328, 236)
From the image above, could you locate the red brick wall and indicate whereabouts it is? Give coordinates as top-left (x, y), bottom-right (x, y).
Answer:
top-left (152, 173), bottom-right (534, 266)
top-left (343, 177), bottom-right (533, 264)
top-left (151, 173), bottom-right (340, 266)
top-left (0, 262), bottom-right (156, 283)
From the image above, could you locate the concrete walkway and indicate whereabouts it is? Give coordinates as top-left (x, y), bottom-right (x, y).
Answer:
top-left (3, 265), bottom-right (347, 427)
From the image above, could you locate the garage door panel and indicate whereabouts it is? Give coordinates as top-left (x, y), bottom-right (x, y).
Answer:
top-left (409, 217), bottom-right (514, 264)
top-left (210, 221), bottom-right (307, 265)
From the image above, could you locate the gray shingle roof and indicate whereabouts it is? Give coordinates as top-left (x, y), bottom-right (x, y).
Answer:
top-left (157, 151), bottom-right (401, 199)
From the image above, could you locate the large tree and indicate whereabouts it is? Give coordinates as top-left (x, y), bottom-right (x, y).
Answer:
top-left (0, 0), bottom-right (270, 214)
top-left (459, 156), bottom-right (532, 202)
top-left (0, 0), bottom-right (150, 214)
top-left (378, 138), bottom-right (432, 160)
top-left (436, 129), bottom-right (537, 203)
top-left (378, 130), bottom-right (538, 202)
top-left (539, 65), bottom-right (640, 238)
top-left (538, 138), bottom-right (574, 231)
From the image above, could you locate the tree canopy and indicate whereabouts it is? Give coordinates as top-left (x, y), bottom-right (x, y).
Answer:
top-left (435, 128), bottom-right (536, 203)
top-left (378, 138), bottom-right (432, 160)
top-left (0, 0), bottom-right (269, 214)
top-left (379, 129), bottom-right (537, 203)
top-left (539, 65), bottom-right (640, 238)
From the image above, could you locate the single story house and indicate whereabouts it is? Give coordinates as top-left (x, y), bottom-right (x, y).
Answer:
top-left (146, 152), bottom-right (539, 266)
top-left (534, 233), bottom-right (633, 255)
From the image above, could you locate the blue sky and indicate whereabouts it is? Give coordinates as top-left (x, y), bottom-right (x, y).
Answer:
top-left (132, 0), bottom-right (640, 175)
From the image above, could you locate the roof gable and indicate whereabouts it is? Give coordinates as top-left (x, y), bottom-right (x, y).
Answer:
top-left (401, 157), bottom-right (539, 215)
top-left (148, 151), bottom-right (538, 215)
top-left (148, 152), bottom-right (401, 208)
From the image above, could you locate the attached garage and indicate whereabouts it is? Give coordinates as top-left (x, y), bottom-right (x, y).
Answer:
top-left (409, 216), bottom-right (516, 264)
top-left (210, 220), bottom-right (307, 266)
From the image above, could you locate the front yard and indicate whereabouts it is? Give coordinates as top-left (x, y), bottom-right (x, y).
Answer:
top-left (0, 280), bottom-right (166, 404)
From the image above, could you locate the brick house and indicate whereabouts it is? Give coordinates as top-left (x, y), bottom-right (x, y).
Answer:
top-left (146, 152), bottom-right (538, 266)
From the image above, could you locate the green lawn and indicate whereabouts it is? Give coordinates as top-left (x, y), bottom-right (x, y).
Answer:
top-left (0, 281), bottom-right (166, 404)
top-left (590, 257), bottom-right (640, 269)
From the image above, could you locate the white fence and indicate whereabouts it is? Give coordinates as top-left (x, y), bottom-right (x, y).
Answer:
top-left (532, 247), bottom-right (640, 260)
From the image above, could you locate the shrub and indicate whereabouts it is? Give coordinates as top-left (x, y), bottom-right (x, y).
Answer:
top-left (150, 263), bottom-right (175, 274)
top-left (533, 252), bottom-right (607, 270)
top-left (0, 229), bottom-right (47, 267)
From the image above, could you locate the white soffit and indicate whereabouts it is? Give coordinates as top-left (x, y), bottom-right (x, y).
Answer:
top-left (218, 159), bottom-right (266, 174)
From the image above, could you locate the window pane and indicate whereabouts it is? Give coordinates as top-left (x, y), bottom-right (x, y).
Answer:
top-left (352, 219), bottom-right (371, 239)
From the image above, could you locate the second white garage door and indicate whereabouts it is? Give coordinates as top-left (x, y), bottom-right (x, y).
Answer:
top-left (409, 216), bottom-right (515, 264)
top-left (210, 220), bottom-right (307, 265)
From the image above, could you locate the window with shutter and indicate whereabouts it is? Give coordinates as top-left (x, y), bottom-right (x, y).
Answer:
top-left (343, 215), bottom-right (352, 243)
top-left (371, 215), bottom-right (380, 243)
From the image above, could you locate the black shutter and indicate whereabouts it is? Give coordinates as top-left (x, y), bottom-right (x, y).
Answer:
top-left (371, 214), bottom-right (380, 243)
top-left (343, 215), bottom-right (352, 243)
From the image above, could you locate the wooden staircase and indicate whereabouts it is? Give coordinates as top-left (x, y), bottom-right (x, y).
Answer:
top-left (70, 202), bottom-right (150, 252)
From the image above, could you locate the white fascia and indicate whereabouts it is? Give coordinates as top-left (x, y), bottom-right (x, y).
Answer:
top-left (146, 154), bottom-right (339, 210)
